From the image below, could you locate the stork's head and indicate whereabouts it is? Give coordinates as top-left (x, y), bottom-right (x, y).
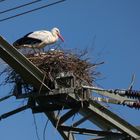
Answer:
top-left (52, 27), bottom-right (64, 42)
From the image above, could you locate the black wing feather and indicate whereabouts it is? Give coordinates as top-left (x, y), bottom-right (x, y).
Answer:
top-left (13, 36), bottom-right (42, 47)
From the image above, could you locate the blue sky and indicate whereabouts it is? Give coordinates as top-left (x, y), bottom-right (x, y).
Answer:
top-left (0, 0), bottom-right (140, 140)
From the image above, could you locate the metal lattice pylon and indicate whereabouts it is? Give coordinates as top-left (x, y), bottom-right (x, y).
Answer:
top-left (0, 36), bottom-right (140, 140)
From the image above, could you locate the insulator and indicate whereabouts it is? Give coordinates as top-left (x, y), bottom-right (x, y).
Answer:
top-left (112, 89), bottom-right (140, 99)
top-left (125, 90), bottom-right (140, 99)
top-left (133, 102), bottom-right (140, 109)
top-left (127, 102), bottom-right (140, 109)
top-left (113, 89), bottom-right (126, 95)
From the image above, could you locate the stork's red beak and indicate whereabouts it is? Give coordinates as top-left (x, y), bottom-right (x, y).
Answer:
top-left (58, 33), bottom-right (64, 42)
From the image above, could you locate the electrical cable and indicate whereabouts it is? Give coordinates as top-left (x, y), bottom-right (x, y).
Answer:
top-left (0, 0), bottom-right (66, 22)
top-left (0, 0), bottom-right (6, 2)
top-left (33, 114), bottom-right (41, 140)
top-left (0, 0), bottom-right (42, 14)
top-left (0, 94), bottom-right (13, 102)
top-left (43, 119), bottom-right (49, 140)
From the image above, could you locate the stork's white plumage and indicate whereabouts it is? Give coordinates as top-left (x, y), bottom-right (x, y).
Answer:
top-left (13, 27), bottom-right (64, 50)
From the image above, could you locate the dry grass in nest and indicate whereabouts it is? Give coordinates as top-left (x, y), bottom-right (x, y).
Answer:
top-left (0, 49), bottom-right (102, 93)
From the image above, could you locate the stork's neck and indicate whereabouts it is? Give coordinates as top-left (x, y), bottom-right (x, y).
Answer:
top-left (52, 31), bottom-right (59, 41)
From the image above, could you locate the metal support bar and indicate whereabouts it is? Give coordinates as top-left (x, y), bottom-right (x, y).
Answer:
top-left (59, 125), bottom-right (125, 137)
top-left (92, 97), bottom-right (121, 105)
top-left (82, 85), bottom-right (135, 103)
top-left (58, 109), bottom-right (79, 125)
top-left (72, 114), bottom-right (92, 127)
top-left (92, 97), bottom-right (140, 109)
top-left (0, 94), bottom-right (13, 102)
top-left (0, 36), bottom-right (49, 91)
top-left (0, 105), bottom-right (29, 120)
top-left (32, 104), bottom-right (78, 113)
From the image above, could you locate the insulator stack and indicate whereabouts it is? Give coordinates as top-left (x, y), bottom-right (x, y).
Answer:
top-left (125, 90), bottom-right (140, 99)
top-left (126, 102), bottom-right (140, 109)
top-left (112, 89), bottom-right (140, 99)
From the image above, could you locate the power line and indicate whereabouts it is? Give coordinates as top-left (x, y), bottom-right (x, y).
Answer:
top-left (0, 0), bottom-right (66, 22)
top-left (0, 0), bottom-right (42, 14)
top-left (33, 114), bottom-right (41, 140)
top-left (43, 119), bottom-right (49, 140)
top-left (0, 0), bottom-right (6, 2)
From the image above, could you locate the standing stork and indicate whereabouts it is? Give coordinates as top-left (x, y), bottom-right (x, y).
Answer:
top-left (13, 27), bottom-right (64, 52)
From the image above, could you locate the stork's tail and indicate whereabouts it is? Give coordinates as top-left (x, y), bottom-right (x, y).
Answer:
top-left (13, 38), bottom-right (25, 49)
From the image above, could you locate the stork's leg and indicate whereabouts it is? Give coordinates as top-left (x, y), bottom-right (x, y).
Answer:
top-left (32, 47), bottom-right (37, 54)
top-left (30, 45), bottom-right (40, 56)
top-left (37, 41), bottom-right (46, 52)
top-left (37, 48), bottom-right (44, 53)
top-left (38, 48), bottom-right (46, 55)
top-left (42, 48), bottom-right (45, 52)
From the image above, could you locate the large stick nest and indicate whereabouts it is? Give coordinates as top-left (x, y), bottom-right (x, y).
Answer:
top-left (0, 49), bottom-right (102, 93)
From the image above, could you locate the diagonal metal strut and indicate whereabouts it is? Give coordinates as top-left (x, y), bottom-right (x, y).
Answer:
top-left (0, 36), bottom-right (49, 91)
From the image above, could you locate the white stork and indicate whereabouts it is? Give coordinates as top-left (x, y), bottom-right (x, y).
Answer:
top-left (13, 27), bottom-right (64, 52)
